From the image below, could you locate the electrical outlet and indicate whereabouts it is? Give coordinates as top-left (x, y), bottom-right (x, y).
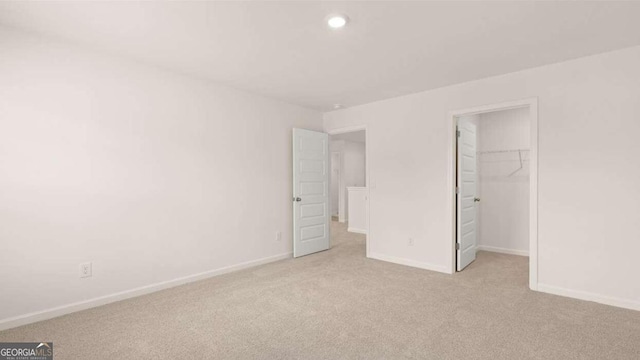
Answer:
top-left (408, 238), bottom-right (414, 246)
top-left (276, 231), bottom-right (282, 242)
top-left (79, 262), bottom-right (92, 278)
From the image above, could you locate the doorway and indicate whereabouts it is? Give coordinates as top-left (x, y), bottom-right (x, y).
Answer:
top-left (449, 99), bottom-right (538, 290)
top-left (329, 130), bottom-right (367, 234)
top-left (328, 127), bottom-right (368, 255)
top-left (329, 130), bottom-right (366, 224)
top-left (292, 126), bottom-right (369, 258)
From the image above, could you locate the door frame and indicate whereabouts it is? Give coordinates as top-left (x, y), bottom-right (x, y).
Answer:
top-left (447, 98), bottom-right (539, 290)
top-left (327, 125), bottom-right (369, 258)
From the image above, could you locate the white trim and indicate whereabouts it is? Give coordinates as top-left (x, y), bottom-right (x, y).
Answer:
top-left (369, 252), bottom-right (449, 274)
top-left (477, 245), bottom-right (529, 257)
top-left (529, 100), bottom-right (539, 290)
top-left (0, 252), bottom-right (292, 331)
top-left (347, 227), bottom-right (367, 234)
top-left (327, 125), bottom-right (370, 258)
top-left (537, 283), bottom-right (640, 312)
top-left (447, 97), bottom-right (539, 287)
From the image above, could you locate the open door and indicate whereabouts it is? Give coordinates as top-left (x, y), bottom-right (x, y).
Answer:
top-left (457, 121), bottom-right (478, 270)
top-left (293, 128), bottom-right (330, 257)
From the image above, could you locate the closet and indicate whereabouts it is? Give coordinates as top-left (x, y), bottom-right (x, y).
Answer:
top-left (457, 106), bottom-right (531, 270)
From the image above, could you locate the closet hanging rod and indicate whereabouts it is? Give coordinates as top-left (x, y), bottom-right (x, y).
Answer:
top-left (477, 148), bottom-right (529, 154)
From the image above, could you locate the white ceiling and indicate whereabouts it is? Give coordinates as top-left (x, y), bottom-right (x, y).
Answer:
top-left (1, 1), bottom-right (640, 111)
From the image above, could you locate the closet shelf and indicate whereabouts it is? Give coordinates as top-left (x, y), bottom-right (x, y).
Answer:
top-left (476, 148), bottom-right (529, 176)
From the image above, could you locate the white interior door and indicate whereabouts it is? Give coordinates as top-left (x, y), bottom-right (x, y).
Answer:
top-left (293, 128), bottom-right (330, 257)
top-left (457, 121), bottom-right (478, 270)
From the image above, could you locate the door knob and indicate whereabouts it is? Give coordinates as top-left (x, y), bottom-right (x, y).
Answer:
top-left (294, 197), bottom-right (302, 202)
top-left (474, 198), bottom-right (481, 202)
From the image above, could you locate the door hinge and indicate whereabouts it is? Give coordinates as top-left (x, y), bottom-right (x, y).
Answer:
top-left (456, 129), bottom-right (460, 138)
top-left (455, 186), bottom-right (459, 194)
top-left (456, 243), bottom-right (460, 250)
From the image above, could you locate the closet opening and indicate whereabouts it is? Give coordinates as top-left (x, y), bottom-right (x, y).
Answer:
top-left (449, 99), bottom-right (538, 290)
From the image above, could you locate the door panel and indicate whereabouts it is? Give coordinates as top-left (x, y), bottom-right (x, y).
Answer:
top-left (457, 121), bottom-right (478, 270)
top-left (293, 128), bottom-right (330, 257)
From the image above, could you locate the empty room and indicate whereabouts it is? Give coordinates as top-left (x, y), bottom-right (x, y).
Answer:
top-left (1, 1), bottom-right (639, 359)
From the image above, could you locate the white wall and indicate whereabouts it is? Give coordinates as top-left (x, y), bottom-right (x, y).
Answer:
top-left (477, 108), bottom-right (530, 256)
top-left (343, 141), bottom-right (366, 187)
top-left (324, 45), bottom-right (640, 310)
top-left (347, 187), bottom-right (367, 234)
top-left (0, 28), bottom-right (322, 328)
top-left (329, 138), bottom-right (366, 222)
top-left (330, 152), bottom-right (340, 216)
top-left (329, 140), bottom-right (345, 219)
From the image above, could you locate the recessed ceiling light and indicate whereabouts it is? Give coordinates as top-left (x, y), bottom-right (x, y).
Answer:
top-left (327, 15), bottom-right (348, 29)
top-left (333, 104), bottom-right (344, 109)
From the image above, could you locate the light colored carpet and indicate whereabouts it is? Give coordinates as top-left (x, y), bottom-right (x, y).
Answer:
top-left (1, 221), bottom-right (639, 359)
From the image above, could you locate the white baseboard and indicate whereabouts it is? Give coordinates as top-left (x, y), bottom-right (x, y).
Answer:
top-left (347, 227), bottom-right (367, 234)
top-left (537, 283), bottom-right (640, 312)
top-left (477, 245), bottom-right (529, 257)
top-left (0, 252), bottom-right (292, 331)
top-left (368, 252), bottom-right (450, 274)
